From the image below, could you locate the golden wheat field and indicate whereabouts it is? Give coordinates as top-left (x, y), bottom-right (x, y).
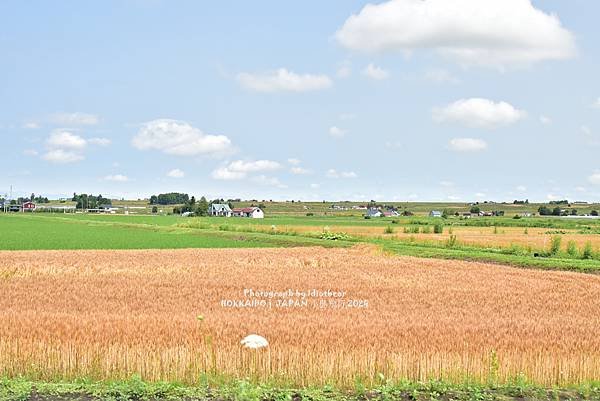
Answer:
top-left (1, 247), bottom-right (599, 387)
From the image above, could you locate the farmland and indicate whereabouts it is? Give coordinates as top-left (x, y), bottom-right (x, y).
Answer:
top-left (1, 211), bottom-right (599, 400)
top-left (1, 248), bottom-right (599, 389)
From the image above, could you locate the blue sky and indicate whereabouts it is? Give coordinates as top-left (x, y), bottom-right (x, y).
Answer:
top-left (1, 0), bottom-right (599, 202)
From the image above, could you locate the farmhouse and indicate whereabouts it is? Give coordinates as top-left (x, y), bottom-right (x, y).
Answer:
top-left (209, 203), bottom-right (232, 217)
top-left (429, 210), bottom-right (442, 218)
top-left (232, 207), bottom-right (264, 218)
top-left (365, 208), bottom-right (382, 218)
top-left (22, 201), bottom-right (36, 212)
top-left (383, 210), bottom-right (400, 217)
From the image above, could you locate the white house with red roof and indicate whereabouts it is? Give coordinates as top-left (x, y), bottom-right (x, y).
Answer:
top-left (232, 207), bottom-right (264, 218)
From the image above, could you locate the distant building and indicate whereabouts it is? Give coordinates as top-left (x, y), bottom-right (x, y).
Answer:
top-left (22, 201), bottom-right (36, 212)
top-left (209, 203), bottom-right (232, 217)
top-left (365, 208), bottom-right (382, 218)
top-left (383, 210), bottom-right (400, 217)
top-left (429, 210), bottom-right (442, 218)
top-left (232, 207), bottom-right (264, 218)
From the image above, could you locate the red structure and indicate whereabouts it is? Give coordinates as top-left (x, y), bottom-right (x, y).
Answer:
top-left (22, 201), bottom-right (36, 211)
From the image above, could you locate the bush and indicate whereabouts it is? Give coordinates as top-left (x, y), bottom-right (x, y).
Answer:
top-left (513, 214), bottom-right (521, 219)
top-left (306, 213), bottom-right (314, 216)
top-left (319, 231), bottom-right (351, 241)
top-left (549, 236), bottom-right (562, 256)
top-left (446, 234), bottom-right (457, 248)
top-left (421, 225), bottom-right (431, 234)
top-left (582, 241), bottom-right (594, 259)
top-left (567, 240), bottom-right (578, 258)
top-left (384, 225), bottom-right (394, 234)
top-left (433, 223), bottom-right (444, 234)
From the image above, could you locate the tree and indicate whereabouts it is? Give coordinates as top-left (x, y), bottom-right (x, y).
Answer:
top-left (196, 196), bottom-right (209, 216)
top-left (591, 210), bottom-right (599, 216)
top-left (152, 206), bottom-right (158, 214)
top-left (470, 206), bottom-right (480, 214)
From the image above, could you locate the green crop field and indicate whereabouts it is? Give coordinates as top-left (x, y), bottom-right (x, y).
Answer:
top-left (0, 214), bottom-right (349, 250)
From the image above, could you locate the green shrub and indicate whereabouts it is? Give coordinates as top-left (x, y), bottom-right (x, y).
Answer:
top-left (566, 240), bottom-right (578, 258)
top-left (384, 225), bottom-right (394, 234)
top-left (433, 223), bottom-right (444, 234)
top-left (319, 231), bottom-right (351, 241)
top-left (582, 241), bottom-right (594, 260)
top-left (549, 236), bottom-right (562, 256)
top-left (446, 234), bottom-right (457, 248)
top-left (421, 225), bottom-right (431, 234)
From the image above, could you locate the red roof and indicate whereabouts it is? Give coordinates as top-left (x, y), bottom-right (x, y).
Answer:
top-left (233, 207), bottom-right (259, 213)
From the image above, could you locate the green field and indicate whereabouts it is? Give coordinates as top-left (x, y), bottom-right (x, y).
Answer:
top-left (1, 213), bottom-right (599, 272)
top-left (0, 214), bottom-right (350, 250)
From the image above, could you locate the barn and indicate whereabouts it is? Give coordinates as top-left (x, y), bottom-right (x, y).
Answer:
top-left (232, 207), bottom-right (264, 218)
top-left (22, 201), bottom-right (36, 212)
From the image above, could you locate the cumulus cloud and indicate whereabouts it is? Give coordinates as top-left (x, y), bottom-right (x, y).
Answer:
top-left (433, 98), bottom-right (526, 129)
top-left (47, 131), bottom-right (87, 150)
top-left (539, 115), bottom-right (552, 125)
top-left (166, 168), bottom-right (185, 178)
top-left (103, 174), bottom-right (129, 182)
top-left (362, 63), bottom-right (389, 80)
top-left (40, 130), bottom-right (111, 164)
top-left (336, 61), bottom-right (352, 78)
top-left (132, 119), bottom-right (232, 157)
top-left (212, 159), bottom-right (282, 180)
top-left (327, 169), bottom-right (357, 178)
top-left (49, 112), bottom-right (100, 126)
top-left (589, 172), bottom-right (600, 185)
top-left (287, 158), bottom-right (301, 165)
top-left (335, 0), bottom-right (576, 69)
top-left (329, 126), bottom-right (347, 138)
top-left (448, 138), bottom-right (488, 152)
top-left (237, 68), bottom-right (332, 92)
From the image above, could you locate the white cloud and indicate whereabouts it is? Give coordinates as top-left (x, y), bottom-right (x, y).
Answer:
top-left (47, 131), bottom-right (87, 150)
top-left (329, 126), bottom-right (347, 138)
top-left (362, 63), bottom-right (389, 80)
top-left (327, 169), bottom-right (357, 178)
top-left (516, 185), bottom-right (527, 192)
top-left (539, 115), bottom-right (552, 125)
top-left (50, 112), bottom-right (99, 126)
top-left (287, 158), bottom-right (301, 165)
top-left (103, 174), bottom-right (129, 182)
top-left (434, 98), bottom-right (526, 129)
top-left (424, 69), bottom-right (459, 84)
top-left (132, 119), bottom-right (232, 157)
top-left (211, 159), bottom-right (282, 180)
top-left (475, 192), bottom-right (486, 198)
top-left (166, 168), bottom-right (185, 178)
top-left (592, 98), bottom-right (600, 109)
top-left (447, 195), bottom-right (461, 201)
top-left (448, 138), bottom-right (488, 152)
top-left (575, 186), bottom-right (587, 192)
top-left (42, 149), bottom-right (85, 164)
top-left (335, 0), bottom-right (576, 69)
top-left (291, 166), bottom-right (311, 175)
top-left (588, 172), bottom-right (600, 185)
top-left (88, 137), bottom-right (111, 146)
top-left (310, 183), bottom-right (320, 189)
top-left (440, 180), bottom-right (454, 187)
top-left (237, 68), bottom-right (332, 92)
top-left (23, 149), bottom-right (39, 157)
